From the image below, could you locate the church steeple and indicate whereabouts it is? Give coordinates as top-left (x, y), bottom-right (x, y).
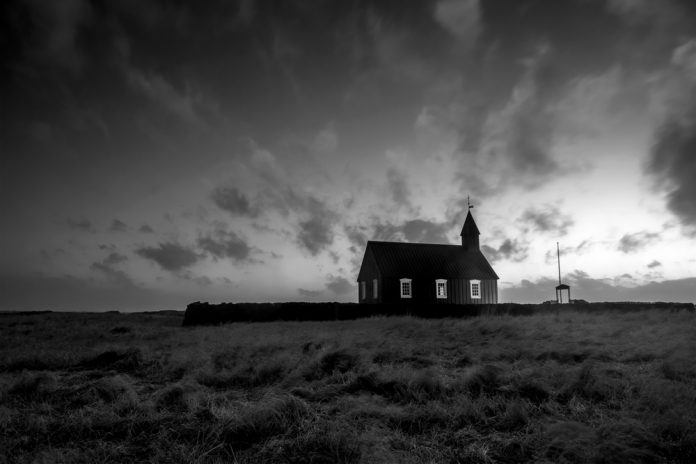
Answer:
top-left (460, 197), bottom-right (480, 251)
top-left (460, 210), bottom-right (480, 250)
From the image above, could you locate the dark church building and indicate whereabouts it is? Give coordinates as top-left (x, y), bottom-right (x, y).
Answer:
top-left (357, 211), bottom-right (498, 304)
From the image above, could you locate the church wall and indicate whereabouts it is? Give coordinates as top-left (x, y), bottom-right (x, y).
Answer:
top-left (356, 248), bottom-right (381, 303)
top-left (371, 277), bottom-right (498, 305)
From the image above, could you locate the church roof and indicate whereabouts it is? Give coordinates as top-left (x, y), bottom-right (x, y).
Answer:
top-left (359, 241), bottom-right (499, 281)
top-left (460, 210), bottom-right (480, 236)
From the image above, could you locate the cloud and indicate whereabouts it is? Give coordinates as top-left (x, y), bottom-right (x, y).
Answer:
top-left (296, 197), bottom-right (339, 256)
top-left (139, 224), bottom-right (154, 233)
top-left (66, 217), bottom-right (95, 233)
top-left (179, 273), bottom-right (214, 287)
top-left (297, 218), bottom-right (333, 255)
top-left (386, 168), bottom-right (413, 210)
top-left (222, 139), bottom-right (338, 223)
top-left (113, 29), bottom-right (219, 129)
top-left (646, 39), bottom-right (696, 231)
top-left (298, 288), bottom-right (322, 298)
top-left (519, 205), bottom-right (574, 236)
top-left (211, 187), bottom-right (258, 217)
top-left (555, 65), bottom-right (628, 137)
top-left (105, 1), bottom-right (190, 31)
top-left (125, 67), bottom-right (207, 126)
top-left (5, 0), bottom-right (93, 75)
top-left (366, 223), bottom-right (400, 243)
top-left (90, 262), bottom-right (134, 288)
top-left (326, 275), bottom-right (355, 296)
top-left (572, 240), bottom-right (596, 255)
top-left (647, 260), bottom-right (662, 268)
top-left (648, 116), bottom-right (696, 229)
top-left (40, 248), bottom-right (67, 263)
top-left (605, 0), bottom-right (652, 21)
top-left (401, 220), bottom-right (452, 244)
top-left (345, 226), bottom-right (369, 250)
top-left (545, 238), bottom-right (602, 265)
top-left (194, 275), bottom-right (214, 286)
top-left (234, 0), bottom-right (256, 24)
top-left (433, 0), bottom-right (481, 47)
top-left (482, 239), bottom-right (529, 263)
top-left (90, 252), bottom-right (132, 287)
top-left (210, 139), bottom-right (340, 256)
top-left (109, 219), bottom-right (127, 232)
top-left (103, 252), bottom-right (127, 266)
top-left (672, 39), bottom-right (696, 79)
top-left (454, 44), bottom-right (564, 196)
top-left (312, 125), bottom-right (339, 154)
top-left (344, 225), bottom-right (370, 271)
top-left (136, 242), bottom-right (200, 271)
top-left (244, 138), bottom-right (288, 187)
top-left (484, 45), bottom-right (559, 179)
top-left (197, 229), bottom-right (252, 262)
top-left (605, 0), bottom-right (684, 27)
top-left (358, 6), bottom-right (434, 85)
top-left (364, 218), bottom-right (454, 245)
top-left (617, 231), bottom-right (659, 253)
top-left (0, 271), bottom-right (182, 311)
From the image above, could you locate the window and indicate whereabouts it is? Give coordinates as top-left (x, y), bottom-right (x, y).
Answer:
top-left (373, 279), bottom-right (378, 299)
top-left (400, 278), bottom-right (412, 298)
top-left (360, 281), bottom-right (366, 300)
top-left (436, 279), bottom-right (447, 299)
top-left (470, 279), bottom-right (481, 299)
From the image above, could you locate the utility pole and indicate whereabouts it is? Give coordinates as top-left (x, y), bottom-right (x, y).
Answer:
top-left (557, 241), bottom-right (561, 286)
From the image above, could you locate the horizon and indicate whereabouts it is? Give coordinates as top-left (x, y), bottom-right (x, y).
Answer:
top-left (2, 0), bottom-right (695, 311)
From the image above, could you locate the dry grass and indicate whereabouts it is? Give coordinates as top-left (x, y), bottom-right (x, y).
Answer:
top-left (1, 308), bottom-right (695, 463)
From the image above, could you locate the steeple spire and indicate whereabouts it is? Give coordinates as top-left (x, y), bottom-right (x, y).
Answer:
top-left (460, 208), bottom-right (480, 251)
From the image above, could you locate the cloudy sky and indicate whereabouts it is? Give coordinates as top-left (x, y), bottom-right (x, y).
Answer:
top-left (1, 0), bottom-right (695, 311)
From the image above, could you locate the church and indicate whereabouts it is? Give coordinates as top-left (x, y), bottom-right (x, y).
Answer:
top-left (356, 210), bottom-right (498, 304)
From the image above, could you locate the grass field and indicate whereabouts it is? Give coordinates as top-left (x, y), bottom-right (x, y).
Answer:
top-left (1, 308), bottom-right (695, 463)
